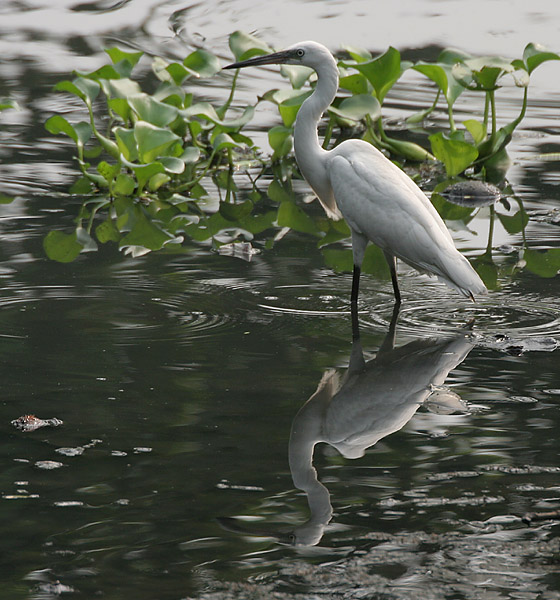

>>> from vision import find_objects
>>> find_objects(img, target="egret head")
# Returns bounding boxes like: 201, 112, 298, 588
223, 41, 334, 71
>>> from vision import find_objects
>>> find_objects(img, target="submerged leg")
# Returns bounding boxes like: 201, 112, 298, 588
350, 292, 360, 340
379, 302, 401, 354
350, 230, 368, 307
351, 265, 361, 307
384, 252, 401, 305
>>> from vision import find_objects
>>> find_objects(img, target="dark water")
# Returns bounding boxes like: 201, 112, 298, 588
1, 2, 560, 599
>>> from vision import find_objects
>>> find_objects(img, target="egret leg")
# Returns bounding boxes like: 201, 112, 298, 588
379, 302, 401, 354
351, 296, 360, 341
384, 252, 401, 305
351, 265, 361, 306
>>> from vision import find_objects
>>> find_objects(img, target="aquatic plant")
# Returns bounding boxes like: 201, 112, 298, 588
42, 32, 560, 285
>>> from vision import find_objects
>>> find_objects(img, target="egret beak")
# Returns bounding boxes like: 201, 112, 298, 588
223, 50, 293, 70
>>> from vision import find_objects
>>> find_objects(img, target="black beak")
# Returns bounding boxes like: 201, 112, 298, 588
223, 49, 292, 70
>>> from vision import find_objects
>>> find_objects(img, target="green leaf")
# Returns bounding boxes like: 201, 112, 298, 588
277, 201, 320, 235
323, 245, 390, 278
438, 48, 472, 65
45, 115, 77, 142
339, 73, 370, 95
277, 91, 311, 127
413, 63, 464, 106
69, 177, 94, 194
108, 97, 131, 122
114, 126, 138, 161
464, 119, 486, 144
180, 146, 201, 164
268, 125, 293, 159
128, 94, 179, 127
229, 30, 273, 62
183, 103, 255, 131
0, 193, 14, 204
0, 97, 19, 112
362, 244, 391, 278
100, 78, 142, 99
522, 43, 560, 75
77, 63, 125, 81
267, 180, 293, 204
105, 47, 144, 68
318, 219, 351, 247
219, 200, 253, 221
119, 207, 176, 251
120, 156, 165, 193
161, 61, 190, 85
429, 132, 478, 177
328, 94, 381, 122
97, 160, 120, 183
54, 78, 100, 105
159, 156, 185, 174
348, 47, 405, 103
238, 210, 276, 235
148, 172, 170, 191
212, 132, 241, 151
43, 230, 83, 263
183, 49, 221, 78
113, 173, 136, 196
280, 65, 313, 88
524, 248, 560, 278
343, 46, 373, 63
322, 248, 353, 272
498, 210, 529, 235
96, 218, 121, 243
134, 121, 181, 163
473, 255, 499, 289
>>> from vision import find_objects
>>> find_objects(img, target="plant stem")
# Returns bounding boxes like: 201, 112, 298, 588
447, 101, 456, 133
322, 118, 334, 149
485, 205, 495, 256
217, 70, 239, 120
489, 91, 496, 137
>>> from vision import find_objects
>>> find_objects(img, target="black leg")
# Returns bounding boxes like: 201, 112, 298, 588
379, 302, 401, 354
384, 253, 401, 305
351, 264, 361, 306
351, 300, 360, 341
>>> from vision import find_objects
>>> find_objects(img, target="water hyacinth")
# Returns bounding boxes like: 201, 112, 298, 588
39, 32, 560, 286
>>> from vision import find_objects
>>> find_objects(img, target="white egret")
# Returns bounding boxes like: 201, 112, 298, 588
224, 42, 487, 305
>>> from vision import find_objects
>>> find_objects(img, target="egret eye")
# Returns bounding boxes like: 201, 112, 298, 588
296, 49, 305, 58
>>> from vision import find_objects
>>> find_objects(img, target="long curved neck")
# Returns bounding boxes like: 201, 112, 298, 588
293, 55, 339, 199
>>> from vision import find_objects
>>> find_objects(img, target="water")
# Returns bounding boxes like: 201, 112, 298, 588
1, 1, 560, 598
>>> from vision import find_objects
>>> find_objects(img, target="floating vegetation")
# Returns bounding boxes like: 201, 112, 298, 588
37, 32, 560, 286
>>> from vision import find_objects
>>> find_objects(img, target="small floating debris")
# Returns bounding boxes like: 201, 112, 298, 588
479, 333, 558, 354
508, 395, 538, 404
522, 510, 560, 525
216, 241, 259, 262
55, 447, 84, 457
11, 415, 63, 432
425, 386, 470, 414
439, 180, 502, 207
35, 461, 65, 470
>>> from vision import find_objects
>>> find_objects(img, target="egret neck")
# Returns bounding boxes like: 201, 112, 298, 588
293, 52, 339, 218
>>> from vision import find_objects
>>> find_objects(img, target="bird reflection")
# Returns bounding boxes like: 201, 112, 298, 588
287, 306, 475, 545
218, 307, 475, 546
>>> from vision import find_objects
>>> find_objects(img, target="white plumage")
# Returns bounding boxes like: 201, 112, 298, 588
224, 41, 487, 304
